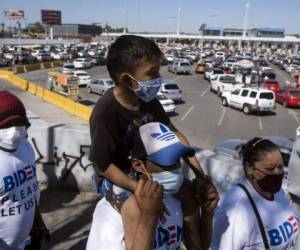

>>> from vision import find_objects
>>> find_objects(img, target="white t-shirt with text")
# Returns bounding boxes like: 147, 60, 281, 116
212, 179, 299, 250
86, 195, 183, 250
0, 139, 40, 250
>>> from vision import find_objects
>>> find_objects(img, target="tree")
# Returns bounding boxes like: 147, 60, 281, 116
30, 22, 45, 33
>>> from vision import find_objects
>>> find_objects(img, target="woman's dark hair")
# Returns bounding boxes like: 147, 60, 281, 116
239, 137, 280, 166
106, 35, 162, 83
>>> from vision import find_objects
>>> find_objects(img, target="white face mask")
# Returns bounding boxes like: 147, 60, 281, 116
0, 126, 27, 150
140, 160, 183, 194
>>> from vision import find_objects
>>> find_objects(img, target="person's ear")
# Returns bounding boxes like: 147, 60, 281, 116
119, 73, 132, 87
244, 162, 254, 179
131, 158, 144, 173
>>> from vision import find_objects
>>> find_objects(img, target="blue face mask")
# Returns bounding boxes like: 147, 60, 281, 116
127, 74, 162, 102
140, 161, 183, 194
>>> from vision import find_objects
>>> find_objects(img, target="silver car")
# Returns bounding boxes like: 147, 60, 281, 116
87, 78, 114, 95
158, 80, 182, 103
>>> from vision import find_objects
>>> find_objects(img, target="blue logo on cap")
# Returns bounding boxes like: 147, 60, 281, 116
150, 124, 176, 142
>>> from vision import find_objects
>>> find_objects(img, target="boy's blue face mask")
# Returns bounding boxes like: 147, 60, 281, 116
126, 74, 162, 102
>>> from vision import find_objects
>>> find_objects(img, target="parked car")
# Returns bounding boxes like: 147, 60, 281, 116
210, 74, 244, 97
15, 53, 37, 64
0, 57, 11, 67
61, 63, 76, 74
158, 80, 182, 103
204, 67, 224, 81
73, 58, 93, 69
87, 78, 114, 94
156, 94, 175, 114
168, 60, 192, 75
221, 87, 276, 114
195, 63, 208, 74
260, 79, 280, 93
71, 70, 91, 87
276, 87, 300, 108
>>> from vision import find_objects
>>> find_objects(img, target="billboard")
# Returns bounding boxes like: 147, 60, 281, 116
41, 10, 61, 25
4, 10, 25, 19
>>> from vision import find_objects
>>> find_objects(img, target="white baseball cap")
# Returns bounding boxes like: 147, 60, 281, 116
139, 122, 195, 166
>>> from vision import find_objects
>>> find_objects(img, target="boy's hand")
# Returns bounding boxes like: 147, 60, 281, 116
193, 175, 219, 214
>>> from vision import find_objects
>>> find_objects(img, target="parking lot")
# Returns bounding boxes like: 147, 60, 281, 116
19, 62, 299, 150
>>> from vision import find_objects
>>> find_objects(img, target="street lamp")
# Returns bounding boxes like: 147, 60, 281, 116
123, 0, 127, 34
176, 0, 182, 35
239, 0, 251, 49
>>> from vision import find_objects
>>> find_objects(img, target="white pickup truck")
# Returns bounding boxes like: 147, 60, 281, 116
210, 74, 244, 97
221, 87, 276, 114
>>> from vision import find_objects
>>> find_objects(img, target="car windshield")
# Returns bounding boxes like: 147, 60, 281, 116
221, 76, 236, 83
106, 80, 114, 86
289, 90, 300, 96
64, 65, 75, 69
214, 70, 223, 74
157, 95, 168, 100
260, 92, 274, 99
265, 81, 278, 85
164, 84, 180, 90
76, 73, 88, 76
180, 62, 190, 66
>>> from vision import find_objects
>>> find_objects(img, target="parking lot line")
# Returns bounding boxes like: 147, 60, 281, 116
217, 107, 226, 126
180, 105, 194, 121
201, 86, 210, 97
258, 117, 263, 130
288, 109, 300, 124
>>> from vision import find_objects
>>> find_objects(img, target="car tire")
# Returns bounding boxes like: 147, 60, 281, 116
222, 98, 228, 107
217, 88, 221, 97
175, 69, 178, 75
88, 87, 92, 93
243, 104, 250, 115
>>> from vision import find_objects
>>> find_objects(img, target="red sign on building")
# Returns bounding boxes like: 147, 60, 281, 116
41, 10, 62, 25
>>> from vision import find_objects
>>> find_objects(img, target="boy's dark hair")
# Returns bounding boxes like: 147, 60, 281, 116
106, 35, 162, 84
239, 137, 279, 167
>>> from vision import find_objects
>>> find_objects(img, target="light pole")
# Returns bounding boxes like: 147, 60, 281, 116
123, 0, 127, 34
176, 0, 182, 35
16, 21, 21, 51
239, 0, 251, 49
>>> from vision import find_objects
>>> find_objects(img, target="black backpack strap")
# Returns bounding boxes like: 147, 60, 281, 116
236, 183, 270, 250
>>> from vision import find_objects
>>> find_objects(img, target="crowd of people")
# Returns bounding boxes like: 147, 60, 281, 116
0, 34, 299, 250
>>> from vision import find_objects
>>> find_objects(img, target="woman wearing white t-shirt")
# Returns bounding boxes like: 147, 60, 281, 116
212, 137, 299, 250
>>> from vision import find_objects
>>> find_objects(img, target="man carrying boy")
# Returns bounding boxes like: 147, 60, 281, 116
89, 35, 218, 249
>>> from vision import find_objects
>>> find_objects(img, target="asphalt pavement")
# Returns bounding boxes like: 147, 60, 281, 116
19, 63, 300, 151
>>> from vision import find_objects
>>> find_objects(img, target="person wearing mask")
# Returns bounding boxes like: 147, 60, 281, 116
288, 126, 300, 249
87, 122, 218, 250
89, 35, 218, 249
212, 137, 298, 250
0, 91, 49, 250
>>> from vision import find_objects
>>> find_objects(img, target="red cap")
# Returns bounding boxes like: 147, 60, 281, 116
0, 91, 30, 128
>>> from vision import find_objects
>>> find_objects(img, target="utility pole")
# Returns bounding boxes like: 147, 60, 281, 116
123, 0, 127, 34
239, 0, 251, 49
176, 0, 182, 35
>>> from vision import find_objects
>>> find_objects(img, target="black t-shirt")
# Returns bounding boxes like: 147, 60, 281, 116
89, 88, 170, 172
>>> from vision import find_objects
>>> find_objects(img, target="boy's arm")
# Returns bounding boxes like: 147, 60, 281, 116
94, 163, 137, 191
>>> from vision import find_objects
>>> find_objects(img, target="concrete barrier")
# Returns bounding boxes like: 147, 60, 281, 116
36, 85, 44, 98
63, 98, 76, 114
25, 63, 41, 72
27, 82, 37, 95
43, 62, 52, 69
15, 65, 26, 74
74, 103, 92, 121
0, 70, 14, 80
53, 61, 62, 67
